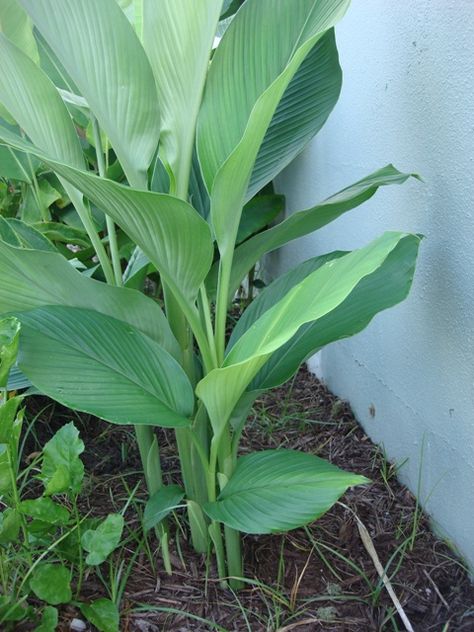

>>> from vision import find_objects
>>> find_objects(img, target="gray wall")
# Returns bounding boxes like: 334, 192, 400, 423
274, 0, 474, 568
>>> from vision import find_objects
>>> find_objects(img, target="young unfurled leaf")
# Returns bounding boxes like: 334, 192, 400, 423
204, 449, 369, 534
20, 497, 70, 525
30, 563, 72, 605
40, 421, 84, 496
144, 485, 185, 532
80, 598, 119, 632
81, 513, 124, 565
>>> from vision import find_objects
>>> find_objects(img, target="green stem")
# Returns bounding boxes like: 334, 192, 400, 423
135, 425, 172, 575
215, 253, 232, 365
73, 499, 84, 598
92, 117, 122, 286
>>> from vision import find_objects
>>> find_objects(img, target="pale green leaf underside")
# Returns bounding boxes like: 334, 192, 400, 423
17, 306, 193, 427
0, 0, 39, 63
235, 234, 421, 390
21, 0, 159, 187
197, 232, 419, 433
204, 449, 368, 534
0, 240, 178, 358
143, 0, 222, 189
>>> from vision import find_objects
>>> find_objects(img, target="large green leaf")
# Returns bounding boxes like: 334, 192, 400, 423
0, 0, 38, 62
247, 29, 342, 199
223, 165, 418, 298
0, 241, 178, 358
197, 232, 420, 434
143, 0, 222, 191
30, 564, 72, 605
204, 449, 368, 534
239, 236, 421, 390
0, 316, 20, 388
0, 128, 213, 307
21, 0, 159, 187
0, 33, 84, 169
17, 306, 193, 427
197, 0, 349, 254
0, 145, 31, 182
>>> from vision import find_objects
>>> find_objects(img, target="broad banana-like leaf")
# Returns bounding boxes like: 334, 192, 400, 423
196, 232, 420, 434
197, 0, 349, 255
0, 129, 213, 306
0, 145, 31, 182
247, 29, 341, 199
0, 241, 178, 358
236, 194, 285, 245
0, 0, 38, 62
204, 450, 368, 534
21, 0, 159, 188
143, 0, 222, 191
231, 235, 421, 390
224, 165, 418, 298
5, 218, 56, 252
0, 33, 84, 169
17, 306, 193, 427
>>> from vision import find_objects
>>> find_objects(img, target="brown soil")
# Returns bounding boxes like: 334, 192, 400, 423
23, 368, 474, 632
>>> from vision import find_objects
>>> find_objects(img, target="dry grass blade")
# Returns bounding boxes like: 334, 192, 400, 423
353, 514, 415, 632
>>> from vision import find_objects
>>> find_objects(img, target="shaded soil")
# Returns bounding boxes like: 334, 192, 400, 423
23, 368, 474, 631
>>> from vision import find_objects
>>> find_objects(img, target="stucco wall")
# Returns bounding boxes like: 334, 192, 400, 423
274, 1, 474, 569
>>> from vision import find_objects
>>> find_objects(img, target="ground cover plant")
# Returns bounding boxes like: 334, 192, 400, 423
0, 0, 422, 605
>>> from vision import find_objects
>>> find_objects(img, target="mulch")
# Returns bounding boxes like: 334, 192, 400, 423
22, 367, 474, 631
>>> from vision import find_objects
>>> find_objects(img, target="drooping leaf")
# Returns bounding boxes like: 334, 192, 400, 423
144, 485, 185, 532
81, 513, 124, 565
204, 449, 368, 533
30, 563, 72, 605
223, 165, 418, 298
197, 232, 421, 434
197, 0, 349, 255
33, 221, 89, 247
0, 397, 23, 493
21, 0, 160, 188
0, 128, 214, 307
143, 0, 221, 190
40, 421, 84, 496
20, 497, 70, 525
80, 599, 119, 632
17, 306, 194, 428
0, 240, 178, 357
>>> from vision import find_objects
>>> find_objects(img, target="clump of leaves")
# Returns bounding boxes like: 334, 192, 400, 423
0, 0, 421, 591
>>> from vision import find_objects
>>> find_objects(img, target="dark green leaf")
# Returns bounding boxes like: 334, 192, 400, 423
34, 606, 58, 632
144, 485, 185, 532
30, 563, 72, 605
204, 449, 368, 533
80, 599, 119, 632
